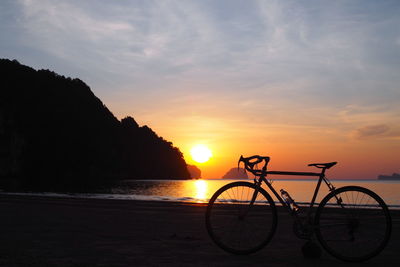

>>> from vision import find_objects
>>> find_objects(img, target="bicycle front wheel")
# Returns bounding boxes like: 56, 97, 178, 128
315, 186, 391, 262
205, 182, 277, 255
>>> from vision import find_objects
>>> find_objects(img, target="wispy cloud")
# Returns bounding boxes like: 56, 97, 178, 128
1, 1, 399, 132
352, 124, 390, 139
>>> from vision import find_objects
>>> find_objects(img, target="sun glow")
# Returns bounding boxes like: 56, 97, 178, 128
190, 144, 212, 163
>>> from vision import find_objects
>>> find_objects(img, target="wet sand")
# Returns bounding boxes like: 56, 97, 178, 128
0, 195, 398, 266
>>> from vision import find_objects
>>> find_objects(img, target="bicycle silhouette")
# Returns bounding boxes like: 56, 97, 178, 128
205, 155, 392, 262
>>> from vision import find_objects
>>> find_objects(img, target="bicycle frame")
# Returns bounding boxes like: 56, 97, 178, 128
255, 168, 336, 221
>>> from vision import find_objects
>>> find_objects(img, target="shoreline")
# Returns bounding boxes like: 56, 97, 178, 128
2, 191, 400, 210
0, 195, 399, 266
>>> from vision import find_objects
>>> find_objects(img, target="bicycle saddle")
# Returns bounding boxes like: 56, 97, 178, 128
308, 162, 337, 169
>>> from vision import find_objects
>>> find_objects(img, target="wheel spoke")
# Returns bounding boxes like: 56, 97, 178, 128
315, 186, 391, 262
206, 182, 277, 254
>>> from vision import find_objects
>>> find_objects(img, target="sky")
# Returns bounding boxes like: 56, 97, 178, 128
1, 0, 400, 179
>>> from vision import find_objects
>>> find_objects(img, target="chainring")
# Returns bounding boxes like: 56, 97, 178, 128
293, 220, 313, 240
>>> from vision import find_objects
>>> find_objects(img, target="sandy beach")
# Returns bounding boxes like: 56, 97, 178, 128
0, 195, 398, 267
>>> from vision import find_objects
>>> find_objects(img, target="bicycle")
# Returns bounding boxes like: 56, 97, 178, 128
205, 155, 392, 262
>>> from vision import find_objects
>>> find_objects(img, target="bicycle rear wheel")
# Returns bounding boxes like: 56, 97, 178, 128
205, 182, 277, 255
315, 186, 391, 262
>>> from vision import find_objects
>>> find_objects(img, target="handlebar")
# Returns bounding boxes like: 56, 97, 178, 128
238, 155, 270, 176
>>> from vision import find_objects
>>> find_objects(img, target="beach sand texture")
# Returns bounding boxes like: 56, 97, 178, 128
0, 195, 398, 266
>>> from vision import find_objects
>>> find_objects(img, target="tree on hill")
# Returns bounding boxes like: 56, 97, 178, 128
0, 59, 190, 192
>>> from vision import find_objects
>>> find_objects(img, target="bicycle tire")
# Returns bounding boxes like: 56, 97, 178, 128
315, 186, 391, 262
205, 182, 277, 255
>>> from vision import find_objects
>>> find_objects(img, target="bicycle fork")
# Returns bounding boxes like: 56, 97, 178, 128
238, 179, 262, 220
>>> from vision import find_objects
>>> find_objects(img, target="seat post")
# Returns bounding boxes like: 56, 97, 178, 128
309, 168, 326, 209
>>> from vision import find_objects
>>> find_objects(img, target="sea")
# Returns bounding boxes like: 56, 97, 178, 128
3, 179, 400, 209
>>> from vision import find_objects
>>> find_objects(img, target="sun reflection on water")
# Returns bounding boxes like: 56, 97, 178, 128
194, 180, 207, 201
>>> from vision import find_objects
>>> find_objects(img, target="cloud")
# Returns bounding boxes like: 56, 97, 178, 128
1, 0, 399, 135
352, 124, 390, 139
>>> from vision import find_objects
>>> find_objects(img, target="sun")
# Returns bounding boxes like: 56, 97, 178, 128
190, 144, 212, 163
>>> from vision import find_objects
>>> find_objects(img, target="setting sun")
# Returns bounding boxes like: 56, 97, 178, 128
190, 144, 212, 163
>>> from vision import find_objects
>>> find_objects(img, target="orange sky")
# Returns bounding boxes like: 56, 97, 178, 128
127, 110, 400, 179
2, 1, 399, 179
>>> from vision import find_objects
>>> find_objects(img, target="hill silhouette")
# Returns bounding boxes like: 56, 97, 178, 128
222, 167, 248, 179
187, 165, 201, 179
0, 59, 190, 192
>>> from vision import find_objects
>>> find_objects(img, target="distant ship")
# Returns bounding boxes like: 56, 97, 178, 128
378, 173, 400, 180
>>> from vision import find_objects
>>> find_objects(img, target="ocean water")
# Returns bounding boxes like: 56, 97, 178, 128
112, 179, 400, 207
3, 179, 400, 208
